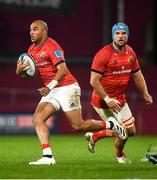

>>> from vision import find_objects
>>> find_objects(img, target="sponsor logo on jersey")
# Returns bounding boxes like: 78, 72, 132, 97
113, 60, 118, 64
40, 51, 46, 57
128, 57, 134, 63
112, 69, 131, 74
54, 50, 63, 58
36, 61, 49, 67
35, 59, 50, 67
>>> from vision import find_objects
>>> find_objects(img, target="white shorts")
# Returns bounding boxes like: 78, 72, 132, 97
93, 103, 135, 128
40, 82, 81, 112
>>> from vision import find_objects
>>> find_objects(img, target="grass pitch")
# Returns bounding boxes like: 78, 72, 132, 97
0, 135, 157, 179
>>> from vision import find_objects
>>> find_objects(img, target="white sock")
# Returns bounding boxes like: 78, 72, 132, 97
105, 121, 112, 129
43, 147, 52, 156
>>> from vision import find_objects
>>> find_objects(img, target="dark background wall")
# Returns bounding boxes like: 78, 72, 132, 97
0, 0, 155, 60
0, 0, 103, 57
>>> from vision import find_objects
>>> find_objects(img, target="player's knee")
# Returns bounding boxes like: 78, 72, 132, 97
32, 118, 38, 127
71, 123, 84, 132
32, 117, 42, 127
123, 117, 136, 136
128, 130, 136, 136
116, 135, 128, 142
71, 125, 81, 131
127, 127, 136, 136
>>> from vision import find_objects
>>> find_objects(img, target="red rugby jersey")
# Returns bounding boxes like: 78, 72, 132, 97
91, 44, 140, 108
28, 37, 76, 87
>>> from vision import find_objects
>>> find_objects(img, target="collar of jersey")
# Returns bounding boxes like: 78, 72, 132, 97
111, 43, 127, 53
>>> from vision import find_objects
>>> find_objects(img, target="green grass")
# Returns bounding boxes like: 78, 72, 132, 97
0, 135, 157, 179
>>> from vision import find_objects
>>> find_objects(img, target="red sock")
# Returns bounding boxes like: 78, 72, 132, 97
101, 121, 106, 129
92, 130, 115, 142
116, 149, 125, 157
42, 144, 51, 149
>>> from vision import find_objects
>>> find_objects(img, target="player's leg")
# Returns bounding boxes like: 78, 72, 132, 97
58, 83, 126, 139
114, 134, 129, 163
64, 108, 111, 131
84, 103, 135, 163
29, 91, 61, 165
115, 104, 135, 163
85, 107, 117, 153
85, 130, 115, 153
115, 131, 133, 163
32, 102, 56, 143
64, 108, 126, 141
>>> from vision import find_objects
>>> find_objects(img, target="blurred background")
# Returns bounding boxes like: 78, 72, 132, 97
0, 0, 156, 135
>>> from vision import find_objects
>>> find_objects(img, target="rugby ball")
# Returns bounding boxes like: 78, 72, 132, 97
18, 53, 36, 77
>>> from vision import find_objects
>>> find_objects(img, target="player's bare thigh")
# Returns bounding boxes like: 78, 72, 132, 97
64, 108, 84, 130
32, 102, 57, 124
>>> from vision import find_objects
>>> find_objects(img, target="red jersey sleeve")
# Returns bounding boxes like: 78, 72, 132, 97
129, 47, 140, 73
91, 48, 109, 74
47, 40, 65, 66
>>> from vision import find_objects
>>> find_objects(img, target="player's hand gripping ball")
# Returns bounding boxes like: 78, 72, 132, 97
18, 53, 36, 77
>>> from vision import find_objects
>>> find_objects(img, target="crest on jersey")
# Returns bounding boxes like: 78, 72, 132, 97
113, 60, 118, 64
128, 57, 134, 63
40, 51, 46, 57
54, 50, 63, 58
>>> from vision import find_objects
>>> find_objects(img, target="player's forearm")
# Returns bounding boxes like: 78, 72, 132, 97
133, 71, 149, 96
90, 72, 108, 99
55, 62, 68, 82
91, 79, 108, 99
47, 67, 67, 90
54, 67, 67, 82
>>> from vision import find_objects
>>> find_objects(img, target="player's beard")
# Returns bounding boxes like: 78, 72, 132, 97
113, 41, 126, 52
116, 39, 126, 47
